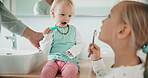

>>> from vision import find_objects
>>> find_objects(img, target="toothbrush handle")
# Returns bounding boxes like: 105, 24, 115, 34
88, 36, 95, 57
51, 26, 58, 31
88, 51, 92, 57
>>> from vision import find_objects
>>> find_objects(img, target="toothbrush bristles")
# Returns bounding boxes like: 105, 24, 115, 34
57, 22, 61, 26
94, 30, 97, 36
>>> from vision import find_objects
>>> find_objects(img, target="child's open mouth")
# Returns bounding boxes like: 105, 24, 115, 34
61, 22, 67, 25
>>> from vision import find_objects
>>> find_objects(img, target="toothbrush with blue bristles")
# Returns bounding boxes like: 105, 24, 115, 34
51, 22, 61, 31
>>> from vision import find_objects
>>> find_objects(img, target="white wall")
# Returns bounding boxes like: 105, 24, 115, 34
15, 0, 118, 16
0, 16, 115, 59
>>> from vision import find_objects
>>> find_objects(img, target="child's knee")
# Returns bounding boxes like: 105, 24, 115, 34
62, 62, 78, 78
62, 70, 78, 78
41, 61, 58, 78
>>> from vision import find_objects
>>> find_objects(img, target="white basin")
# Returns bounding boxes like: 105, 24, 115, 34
0, 49, 47, 74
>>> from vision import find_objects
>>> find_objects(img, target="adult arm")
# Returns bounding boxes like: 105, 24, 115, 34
0, 1, 27, 36
0, 1, 43, 49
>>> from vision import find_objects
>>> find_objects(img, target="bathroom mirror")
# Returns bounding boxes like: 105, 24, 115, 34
13, 0, 119, 16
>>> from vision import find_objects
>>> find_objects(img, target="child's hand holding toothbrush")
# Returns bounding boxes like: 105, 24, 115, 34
43, 27, 53, 35
88, 43, 102, 61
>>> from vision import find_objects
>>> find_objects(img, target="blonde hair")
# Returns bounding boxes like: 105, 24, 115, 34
119, 1, 148, 77
120, 1, 148, 50
50, 0, 75, 17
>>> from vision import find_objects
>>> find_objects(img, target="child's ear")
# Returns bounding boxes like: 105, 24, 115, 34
117, 25, 131, 39
50, 9, 55, 17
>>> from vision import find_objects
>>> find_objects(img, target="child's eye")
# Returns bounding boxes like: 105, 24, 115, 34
61, 14, 65, 16
69, 15, 72, 17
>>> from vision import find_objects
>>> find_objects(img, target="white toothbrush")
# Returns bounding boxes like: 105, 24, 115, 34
88, 30, 97, 57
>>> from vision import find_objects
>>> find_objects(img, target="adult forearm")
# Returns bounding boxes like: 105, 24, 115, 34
0, 1, 27, 36
22, 27, 36, 39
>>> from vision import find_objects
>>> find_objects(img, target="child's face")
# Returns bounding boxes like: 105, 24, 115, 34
98, 3, 124, 44
53, 4, 73, 27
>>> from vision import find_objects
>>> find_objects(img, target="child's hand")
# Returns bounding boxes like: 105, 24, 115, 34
67, 51, 73, 57
88, 43, 101, 61
43, 27, 53, 34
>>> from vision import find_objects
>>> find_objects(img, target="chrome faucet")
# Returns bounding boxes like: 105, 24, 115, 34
5, 33, 17, 50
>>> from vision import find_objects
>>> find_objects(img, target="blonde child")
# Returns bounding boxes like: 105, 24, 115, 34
88, 1, 148, 78
39, 0, 84, 78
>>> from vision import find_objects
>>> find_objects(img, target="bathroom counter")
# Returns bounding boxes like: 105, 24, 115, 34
0, 60, 96, 78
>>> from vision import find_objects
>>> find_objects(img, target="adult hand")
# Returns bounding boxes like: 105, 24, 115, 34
29, 32, 43, 49
22, 27, 43, 49
88, 43, 102, 61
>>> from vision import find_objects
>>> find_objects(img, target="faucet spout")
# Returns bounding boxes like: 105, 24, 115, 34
5, 33, 17, 50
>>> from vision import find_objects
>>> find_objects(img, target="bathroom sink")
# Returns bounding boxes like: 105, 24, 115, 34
0, 49, 47, 74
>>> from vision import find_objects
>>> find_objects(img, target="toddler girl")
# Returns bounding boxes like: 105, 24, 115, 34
39, 0, 84, 78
